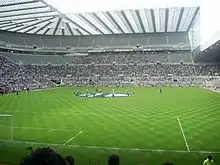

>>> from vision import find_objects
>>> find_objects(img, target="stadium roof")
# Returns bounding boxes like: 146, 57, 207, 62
0, 0, 200, 36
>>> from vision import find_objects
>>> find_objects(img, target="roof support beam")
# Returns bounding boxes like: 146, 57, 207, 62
92, 13, 115, 34
135, 10, 145, 33
150, 9, 156, 32
12, 19, 38, 25
106, 12, 124, 33
0, 0, 39, 8
176, 7, 184, 32
43, 28, 50, 35
53, 17, 62, 35
121, 11, 135, 33
62, 28, 65, 36
0, 21, 11, 25
0, 5, 48, 14
65, 22, 74, 36
187, 7, 200, 31
75, 28, 83, 35
23, 26, 36, 33
0, 10, 55, 19
0, 15, 58, 22
0, 19, 39, 29
78, 14, 105, 34
65, 17, 91, 35
165, 8, 169, 32
0, 23, 15, 29
15, 17, 54, 32
34, 21, 53, 34
4, 24, 23, 31
40, 0, 91, 35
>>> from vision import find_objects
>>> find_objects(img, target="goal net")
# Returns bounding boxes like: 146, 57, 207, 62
0, 114, 13, 140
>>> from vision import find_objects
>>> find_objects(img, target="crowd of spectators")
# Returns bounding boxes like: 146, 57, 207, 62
23, 64, 219, 77
68, 52, 166, 64
0, 54, 218, 165
0, 53, 220, 91
2, 51, 191, 65
18, 146, 215, 165
19, 146, 175, 165
0, 56, 54, 92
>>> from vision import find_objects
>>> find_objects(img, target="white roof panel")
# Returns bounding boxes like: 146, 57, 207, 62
0, 0, 200, 35
124, 10, 139, 33
154, 8, 166, 32
97, 12, 120, 34
167, 7, 181, 32
46, 0, 200, 13
178, 7, 197, 31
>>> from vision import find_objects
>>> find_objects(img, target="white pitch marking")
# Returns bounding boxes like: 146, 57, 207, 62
0, 126, 74, 132
177, 116, 190, 152
63, 130, 83, 145
0, 139, 218, 154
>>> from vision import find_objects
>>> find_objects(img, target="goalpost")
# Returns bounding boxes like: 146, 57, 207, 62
0, 114, 13, 140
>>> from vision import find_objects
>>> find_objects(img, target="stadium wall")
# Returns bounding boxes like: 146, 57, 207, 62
0, 31, 189, 48
192, 40, 220, 63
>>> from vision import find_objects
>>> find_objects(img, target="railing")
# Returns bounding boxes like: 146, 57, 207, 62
0, 41, 191, 53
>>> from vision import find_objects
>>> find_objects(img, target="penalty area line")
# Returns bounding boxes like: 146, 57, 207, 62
0, 139, 219, 154
177, 116, 190, 152
63, 130, 84, 145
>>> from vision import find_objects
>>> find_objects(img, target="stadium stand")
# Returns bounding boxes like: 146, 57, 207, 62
0, 31, 219, 90
0, 51, 192, 65
0, 52, 219, 91
0, 3, 219, 165
0, 4, 220, 165
19, 146, 174, 165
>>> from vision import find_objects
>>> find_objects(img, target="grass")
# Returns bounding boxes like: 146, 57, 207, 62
0, 87, 220, 165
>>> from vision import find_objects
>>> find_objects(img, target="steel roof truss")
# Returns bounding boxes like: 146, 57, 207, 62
34, 21, 53, 34
23, 26, 36, 33
135, 10, 145, 33
4, 24, 23, 31
15, 17, 54, 32
75, 28, 83, 35
165, 8, 169, 32
61, 28, 65, 36
106, 11, 124, 33
0, 14, 58, 22
53, 17, 62, 35
40, 0, 90, 35
79, 14, 104, 34
0, 19, 37, 28
150, 9, 156, 32
0, 21, 11, 25
121, 11, 135, 33
92, 13, 115, 34
43, 27, 50, 35
0, 23, 15, 28
187, 7, 200, 31
0, 10, 55, 19
0, 0, 39, 8
130, 10, 143, 33
176, 7, 184, 31
0, 5, 47, 14
65, 22, 74, 35
65, 17, 91, 35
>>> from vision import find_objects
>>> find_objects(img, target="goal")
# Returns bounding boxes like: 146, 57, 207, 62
0, 114, 13, 140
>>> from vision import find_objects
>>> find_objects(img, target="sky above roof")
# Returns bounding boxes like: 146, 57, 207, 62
45, 0, 200, 13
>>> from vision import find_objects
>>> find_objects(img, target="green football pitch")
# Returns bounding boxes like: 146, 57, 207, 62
0, 87, 220, 165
